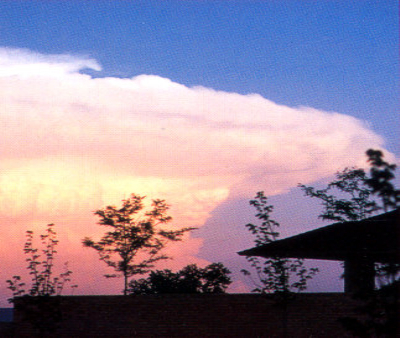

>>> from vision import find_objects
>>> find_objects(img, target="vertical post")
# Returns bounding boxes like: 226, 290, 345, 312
344, 259, 375, 294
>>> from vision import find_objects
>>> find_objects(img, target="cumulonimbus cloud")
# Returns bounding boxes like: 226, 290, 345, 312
0, 47, 391, 303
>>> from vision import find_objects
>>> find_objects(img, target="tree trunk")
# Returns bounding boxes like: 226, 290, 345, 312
124, 274, 128, 296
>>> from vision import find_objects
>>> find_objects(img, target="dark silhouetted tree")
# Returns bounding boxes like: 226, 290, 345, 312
299, 167, 379, 222
83, 194, 195, 295
241, 193, 319, 338
366, 149, 400, 212
7, 224, 76, 336
128, 263, 231, 294
241, 191, 318, 294
299, 149, 399, 220
7, 223, 75, 299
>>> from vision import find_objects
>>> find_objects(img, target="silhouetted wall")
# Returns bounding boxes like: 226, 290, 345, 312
13, 294, 363, 337
0, 322, 13, 337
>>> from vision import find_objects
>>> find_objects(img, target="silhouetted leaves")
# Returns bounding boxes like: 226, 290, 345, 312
7, 224, 76, 300
299, 167, 379, 222
83, 193, 196, 295
366, 149, 400, 212
6, 224, 76, 337
128, 263, 231, 295
242, 192, 318, 294
299, 149, 399, 222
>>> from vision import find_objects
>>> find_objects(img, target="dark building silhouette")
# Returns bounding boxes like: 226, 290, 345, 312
10, 294, 364, 337
238, 209, 399, 294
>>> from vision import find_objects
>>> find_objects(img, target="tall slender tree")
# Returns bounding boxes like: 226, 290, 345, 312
7, 224, 76, 336
7, 224, 75, 299
83, 194, 195, 295
241, 191, 318, 294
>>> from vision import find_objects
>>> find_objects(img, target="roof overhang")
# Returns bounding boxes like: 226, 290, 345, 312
238, 209, 399, 263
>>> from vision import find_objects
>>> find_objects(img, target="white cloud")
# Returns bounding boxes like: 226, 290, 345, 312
0, 47, 101, 78
0, 46, 390, 230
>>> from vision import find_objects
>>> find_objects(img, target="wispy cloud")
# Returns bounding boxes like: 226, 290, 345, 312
0, 47, 101, 78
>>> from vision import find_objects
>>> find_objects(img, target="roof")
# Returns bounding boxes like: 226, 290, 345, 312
238, 209, 399, 263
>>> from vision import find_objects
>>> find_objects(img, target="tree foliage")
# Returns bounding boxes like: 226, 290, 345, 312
6, 224, 76, 336
242, 192, 318, 294
83, 194, 196, 295
7, 224, 75, 300
128, 263, 231, 295
366, 149, 400, 212
299, 168, 378, 222
299, 149, 399, 222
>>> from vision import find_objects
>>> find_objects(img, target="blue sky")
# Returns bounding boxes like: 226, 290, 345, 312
0, 1, 398, 301
1, 1, 398, 152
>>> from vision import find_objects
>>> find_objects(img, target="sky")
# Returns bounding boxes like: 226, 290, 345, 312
0, 1, 398, 306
